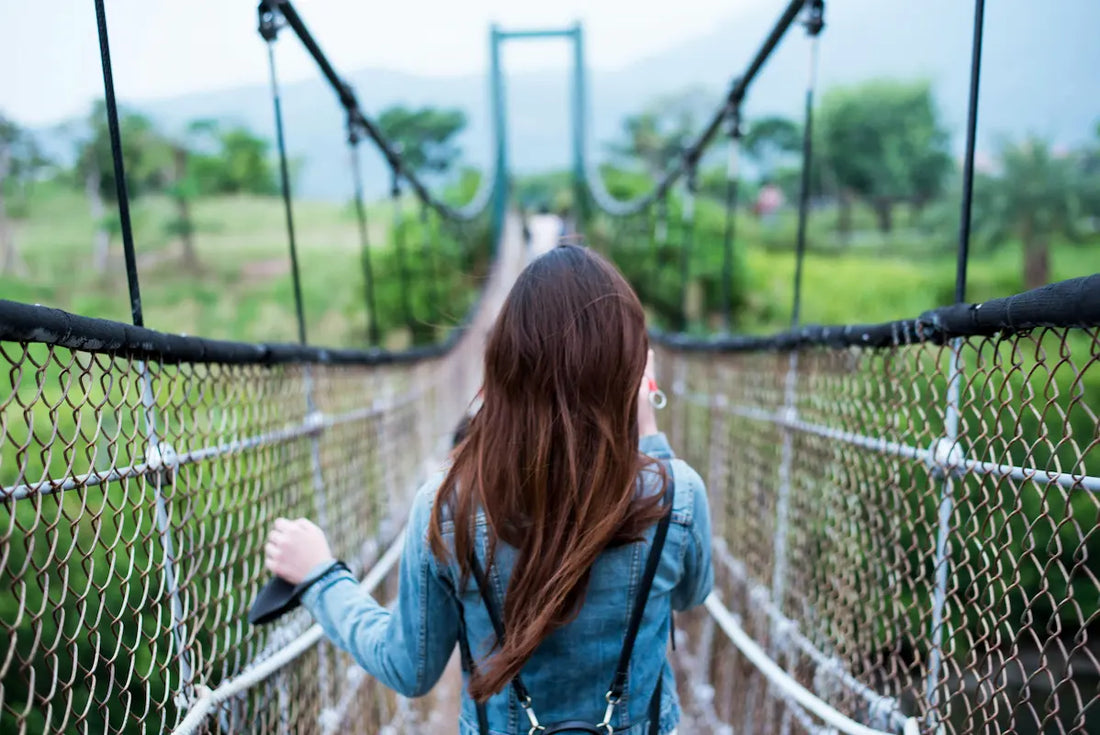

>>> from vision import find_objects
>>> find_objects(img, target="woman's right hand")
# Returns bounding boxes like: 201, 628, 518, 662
637, 349, 659, 437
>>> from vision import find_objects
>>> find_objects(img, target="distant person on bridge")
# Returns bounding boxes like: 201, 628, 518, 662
264, 245, 712, 734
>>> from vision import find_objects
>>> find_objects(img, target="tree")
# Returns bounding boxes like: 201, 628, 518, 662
158, 120, 279, 270
377, 106, 467, 176
817, 80, 952, 234
189, 124, 277, 195
73, 102, 169, 271
1078, 121, 1100, 223
613, 111, 687, 178
974, 136, 1080, 290
0, 115, 47, 275
610, 88, 711, 178
742, 115, 801, 179
160, 120, 220, 271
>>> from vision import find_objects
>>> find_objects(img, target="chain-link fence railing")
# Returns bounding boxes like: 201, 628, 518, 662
0, 220, 521, 734
661, 275, 1099, 735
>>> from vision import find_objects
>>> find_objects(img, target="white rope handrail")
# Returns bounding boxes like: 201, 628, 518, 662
704, 592, 921, 735
170, 527, 407, 735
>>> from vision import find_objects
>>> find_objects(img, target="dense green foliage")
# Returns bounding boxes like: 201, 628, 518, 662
185, 121, 279, 197
815, 79, 953, 234
593, 79, 1098, 333
608, 88, 713, 177
589, 79, 1100, 708
377, 106, 468, 176
74, 102, 171, 202
973, 136, 1088, 289
741, 115, 802, 179
0, 133, 488, 732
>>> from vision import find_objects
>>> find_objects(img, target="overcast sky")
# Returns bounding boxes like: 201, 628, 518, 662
2, 0, 768, 126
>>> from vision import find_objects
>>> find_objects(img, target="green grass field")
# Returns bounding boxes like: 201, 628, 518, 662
3, 183, 1097, 347
4, 183, 402, 347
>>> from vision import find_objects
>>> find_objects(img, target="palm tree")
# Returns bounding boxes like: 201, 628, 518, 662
974, 136, 1080, 291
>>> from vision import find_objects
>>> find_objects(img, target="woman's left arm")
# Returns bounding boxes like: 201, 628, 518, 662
266, 486, 458, 698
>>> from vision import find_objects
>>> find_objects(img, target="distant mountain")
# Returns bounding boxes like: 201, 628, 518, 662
40, 0, 1100, 200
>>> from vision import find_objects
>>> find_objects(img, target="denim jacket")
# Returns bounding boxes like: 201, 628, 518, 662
302, 433, 713, 734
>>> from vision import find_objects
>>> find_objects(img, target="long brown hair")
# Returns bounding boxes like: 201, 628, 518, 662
428, 244, 666, 701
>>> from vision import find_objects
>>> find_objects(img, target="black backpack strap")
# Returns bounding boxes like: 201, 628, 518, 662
606, 476, 675, 704
468, 549, 544, 731
594, 469, 675, 733
456, 609, 490, 734
467, 463, 675, 735
450, 577, 491, 734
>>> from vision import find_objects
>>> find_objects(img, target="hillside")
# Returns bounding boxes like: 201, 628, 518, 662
32, 0, 1100, 201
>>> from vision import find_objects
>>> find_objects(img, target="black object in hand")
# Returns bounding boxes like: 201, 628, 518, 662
248, 560, 349, 625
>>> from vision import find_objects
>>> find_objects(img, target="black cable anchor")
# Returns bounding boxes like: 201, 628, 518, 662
803, 0, 825, 36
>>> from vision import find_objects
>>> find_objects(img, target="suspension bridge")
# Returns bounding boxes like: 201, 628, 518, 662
2, 1, 1098, 734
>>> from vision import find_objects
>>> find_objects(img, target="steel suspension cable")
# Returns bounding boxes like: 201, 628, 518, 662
925, 3, 986, 731
346, 120, 380, 345
391, 172, 414, 335
955, 0, 986, 304
677, 163, 699, 332
419, 203, 440, 327
92, 0, 143, 326
789, 0, 824, 329
651, 198, 667, 314
583, 0, 810, 217
259, 3, 308, 345
721, 106, 745, 332
270, 0, 494, 222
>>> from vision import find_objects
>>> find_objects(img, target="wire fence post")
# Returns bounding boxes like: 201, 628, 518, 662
259, 1, 337, 717
924, 342, 963, 730
140, 360, 194, 706
94, 0, 194, 707
925, 0, 985, 728
771, 349, 799, 610
570, 22, 589, 224
651, 199, 667, 312
489, 25, 508, 243
303, 364, 334, 715
768, 7, 823, 731
772, 0, 824, 649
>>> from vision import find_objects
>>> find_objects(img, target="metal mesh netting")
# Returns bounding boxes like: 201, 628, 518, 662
0, 348, 464, 733
663, 327, 1100, 735
0, 218, 518, 733
3, 217, 1097, 735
